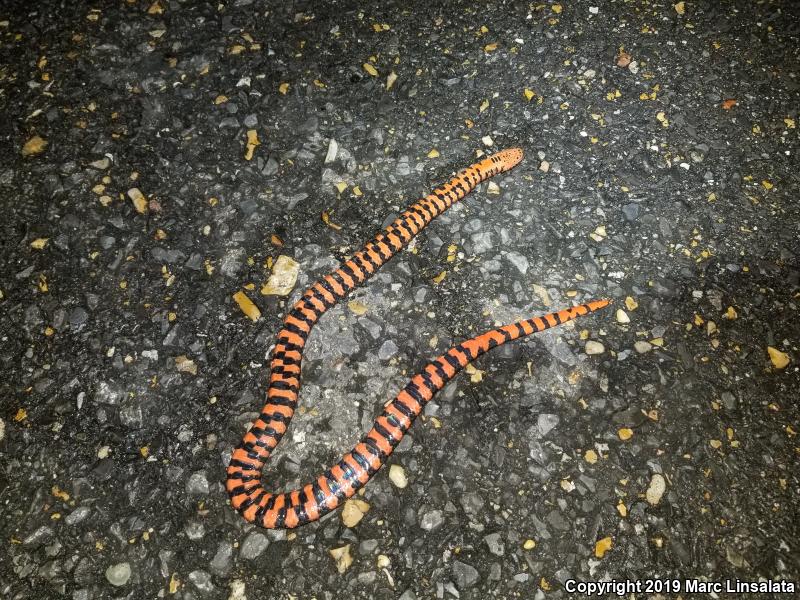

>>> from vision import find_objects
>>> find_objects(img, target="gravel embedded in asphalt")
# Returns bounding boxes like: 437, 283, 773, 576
1, 0, 799, 598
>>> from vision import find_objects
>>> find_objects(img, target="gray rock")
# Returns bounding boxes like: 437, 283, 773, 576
210, 541, 233, 576
452, 560, 480, 589
239, 531, 269, 560
105, 562, 131, 587
483, 532, 505, 556
505, 251, 529, 274
220, 247, 245, 277
186, 471, 209, 496
470, 231, 494, 254
188, 569, 215, 594
94, 382, 121, 405
378, 339, 399, 360
459, 492, 485, 518
23, 525, 54, 548
119, 400, 143, 428
622, 203, 640, 221
184, 521, 205, 540
537, 413, 559, 436
69, 307, 89, 328
65, 506, 91, 526
546, 509, 569, 531
359, 539, 379, 554
419, 508, 444, 531
721, 391, 737, 410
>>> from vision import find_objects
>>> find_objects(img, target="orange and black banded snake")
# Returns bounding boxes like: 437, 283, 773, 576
226, 148, 610, 528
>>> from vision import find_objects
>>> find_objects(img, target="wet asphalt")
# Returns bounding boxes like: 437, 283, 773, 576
1, 1, 799, 599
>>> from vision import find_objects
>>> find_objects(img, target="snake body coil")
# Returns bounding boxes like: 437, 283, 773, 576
226, 148, 609, 528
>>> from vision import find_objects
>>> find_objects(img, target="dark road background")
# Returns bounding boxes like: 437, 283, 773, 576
1, 1, 798, 598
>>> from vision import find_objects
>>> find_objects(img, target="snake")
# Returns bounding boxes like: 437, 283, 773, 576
226, 148, 610, 529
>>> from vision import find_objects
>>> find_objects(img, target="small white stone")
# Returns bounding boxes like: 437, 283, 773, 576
481, 135, 494, 147
324, 138, 338, 164
389, 464, 408, 488
646, 473, 666, 505
105, 562, 131, 587
539, 160, 550, 172
589, 6, 599, 14
585, 341, 605, 355
228, 580, 247, 600
97, 445, 111, 459
634, 341, 653, 354
341, 499, 369, 528
615, 309, 630, 324
90, 157, 110, 170
329, 545, 353, 573
376, 554, 391, 568
261, 255, 300, 296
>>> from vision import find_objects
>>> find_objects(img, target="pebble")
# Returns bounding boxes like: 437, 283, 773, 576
184, 521, 205, 540
452, 560, 480, 589
634, 341, 653, 354
69, 307, 89, 328
378, 339, 399, 360
585, 341, 605, 355
65, 506, 91, 526
186, 471, 209, 496
325, 138, 338, 163
329, 545, 353, 574
127, 188, 148, 213
90, 157, 110, 170
459, 492, 484, 518
537, 413, 559, 436
767, 346, 790, 369
261, 255, 299, 296
646, 473, 666, 505
119, 401, 143, 428
210, 541, 233, 575
188, 570, 215, 594
341, 498, 370, 528
239, 531, 269, 560
228, 580, 247, 600
615, 309, 630, 324
23, 525, 54, 548
484, 532, 505, 556
105, 562, 131, 587
621, 202, 640, 221
419, 508, 444, 531
470, 231, 493, 254
360, 539, 379, 554
389, 464, 408, 488
505, 251, 529, 275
